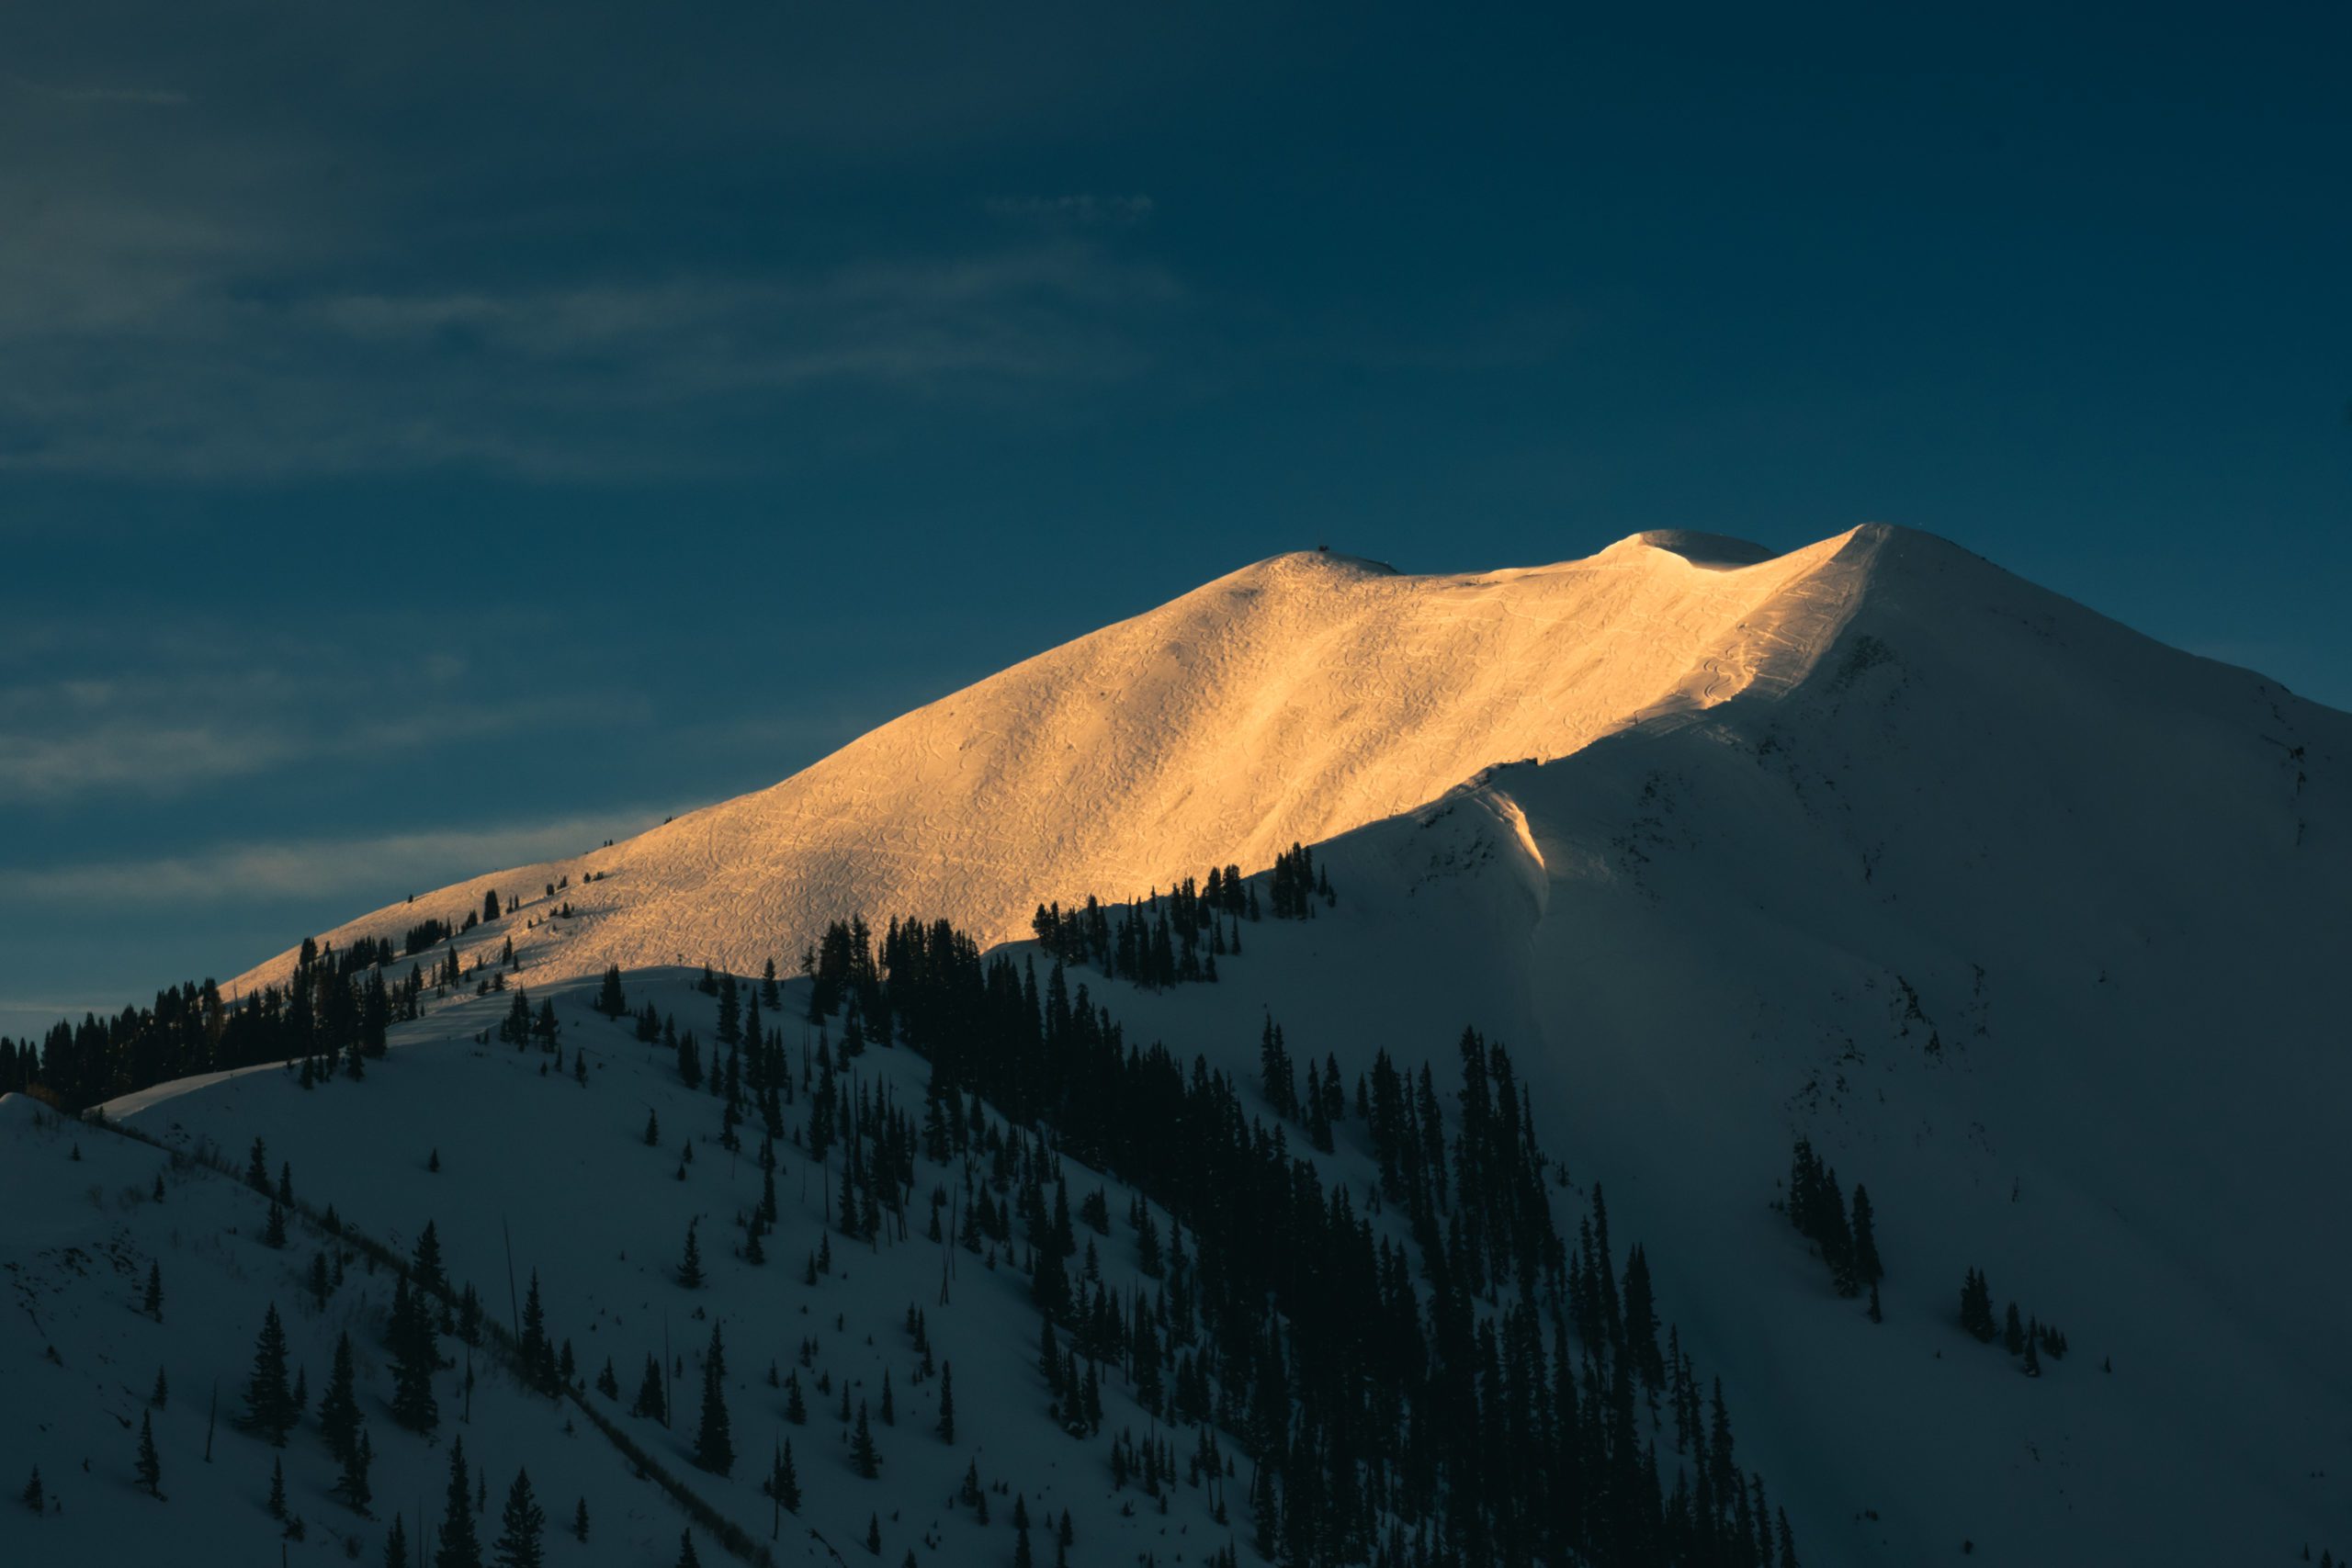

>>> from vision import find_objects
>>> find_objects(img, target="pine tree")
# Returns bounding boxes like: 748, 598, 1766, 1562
321, 1333, 362, 1463
675, 1529, 702, 1568
772, 1440, 800, 1513
596, 965, 628, 1018
243, 1303, 296, 1445
1849, 1184, 1883, 1287
390, 1275, 441, 1433
136, 1409, 162, 1498
143, 1260, 163, 1319
852, 1401, 879, 1478
384, 1512, 409, 1568
519, 1270, 555, 1393
678, 1220, 704, 1288
493, 1468, 545, 1568
572, 1499, 590, 1541
644, 1110, 661, 1146
20, 1466, 41, 1513
1960, 1268, 1996, 1342
2004, 1302, 2026, 1356
338, 1429, 375, 1516
936, 1361, 956, 1442
437, 1438, 481, 1568
266, 1454, 288, 1518
1622, 1245, 1665, 1387
694, 1325, 732, 1475
264, 1201, 288, 1248
633, 1354, 667, 1421
151, 1365, 169, 1407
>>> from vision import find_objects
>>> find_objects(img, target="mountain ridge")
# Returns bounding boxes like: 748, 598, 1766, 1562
223, 524, 1960, 998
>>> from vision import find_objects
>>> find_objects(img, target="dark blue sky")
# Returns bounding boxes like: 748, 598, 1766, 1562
4, 1, 2347, 1035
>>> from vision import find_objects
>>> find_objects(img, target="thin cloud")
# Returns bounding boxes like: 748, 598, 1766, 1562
0, 249, 1179, 479
0, 722, 296, 800
0, 810, 662, 906
0, 662, 644, 803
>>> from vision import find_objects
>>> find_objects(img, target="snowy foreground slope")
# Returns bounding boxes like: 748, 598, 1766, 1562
6, 525, 2348, 1566
6, 965, 1260, 1568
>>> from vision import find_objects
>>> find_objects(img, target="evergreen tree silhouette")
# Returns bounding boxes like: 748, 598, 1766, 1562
492, 1468, 545, 1568
693, 1325, 732, 1475
243, 1303, 296, 1445
771, 1440, 800, 1512
436, 1438, 481, 1568
337, 1430, 374, 1516
852, 1401, 879, 1478
320, 1333, 362, 1463
135, 1410, 161, 1498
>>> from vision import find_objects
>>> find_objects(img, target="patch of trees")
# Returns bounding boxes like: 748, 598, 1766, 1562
1782, 1136, 1883, 1303
0, 942, 418, 1112
402, 918, 454, 956
1959, 1268, 2070, 1375
624, 989, 795, 1158
1023, 850, 1338, 991
805, 908, 1797, 1568
1266, 841, 1334, 919
497, 990, 560, 1051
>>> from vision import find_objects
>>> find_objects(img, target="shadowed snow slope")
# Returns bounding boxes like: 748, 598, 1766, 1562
1076, 523, 2351, 1562
74, 523, 2352, 1563
228, 526, 1893, 994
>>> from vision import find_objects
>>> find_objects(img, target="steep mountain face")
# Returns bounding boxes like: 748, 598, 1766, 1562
224, 527, 1896, 998
1082, 525, 2352, 1562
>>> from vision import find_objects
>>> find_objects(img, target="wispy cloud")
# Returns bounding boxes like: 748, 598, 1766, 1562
0, 722, 296, 801
0, 810, 661, 906
0, 649, 645, 803
0, 248, 1180, 479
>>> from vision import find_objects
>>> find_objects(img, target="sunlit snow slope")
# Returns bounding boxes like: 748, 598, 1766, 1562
228, 527, 1892, 995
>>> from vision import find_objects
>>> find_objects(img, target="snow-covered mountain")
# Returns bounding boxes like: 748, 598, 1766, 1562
7, 525, 2347, 1567
223, 527, 1900, 998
